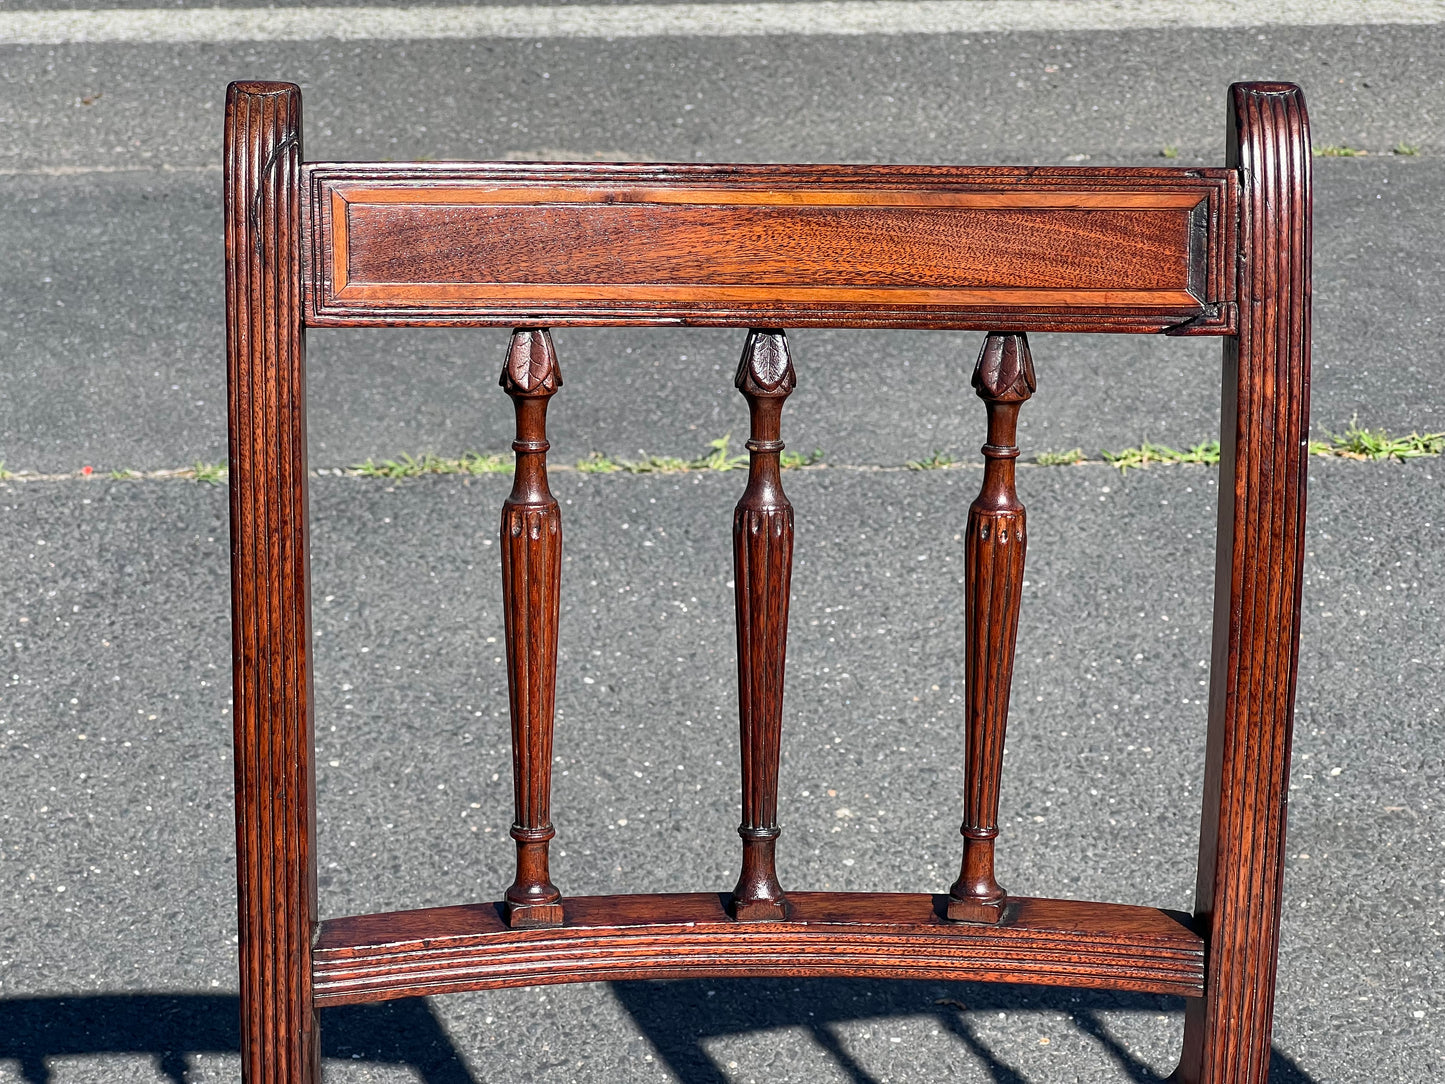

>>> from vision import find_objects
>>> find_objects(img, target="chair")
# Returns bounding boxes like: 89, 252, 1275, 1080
224, 79, 1310, 1083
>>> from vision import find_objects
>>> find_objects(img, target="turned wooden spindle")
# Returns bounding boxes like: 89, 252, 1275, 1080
499, 328, 565, 928
948, 332, 1036, 924
731, 329, 796, 922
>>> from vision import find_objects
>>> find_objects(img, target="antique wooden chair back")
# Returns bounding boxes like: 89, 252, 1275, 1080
224, 80, 1310, 1083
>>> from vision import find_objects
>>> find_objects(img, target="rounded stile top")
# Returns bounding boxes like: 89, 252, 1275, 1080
228, 80, 300, 97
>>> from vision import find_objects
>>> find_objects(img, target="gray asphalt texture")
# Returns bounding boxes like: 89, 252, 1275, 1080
2, 10, 1444, 1084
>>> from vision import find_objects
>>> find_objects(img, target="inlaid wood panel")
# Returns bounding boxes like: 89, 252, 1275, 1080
303, 164, 1234, 332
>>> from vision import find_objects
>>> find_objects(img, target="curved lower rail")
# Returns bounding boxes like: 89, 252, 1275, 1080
313, 892, 1203, 1006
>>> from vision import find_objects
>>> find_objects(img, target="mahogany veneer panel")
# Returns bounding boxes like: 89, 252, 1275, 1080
313, 892, 1204, 1005
303, 164, 1234, 332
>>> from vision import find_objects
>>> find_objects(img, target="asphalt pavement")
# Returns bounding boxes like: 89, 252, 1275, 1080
1, 5, 1442, 1083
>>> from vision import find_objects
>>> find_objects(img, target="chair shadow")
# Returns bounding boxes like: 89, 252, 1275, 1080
0, 984, 1319, 1083
0, 993, 477, 1084
611, 978, 1321, 1084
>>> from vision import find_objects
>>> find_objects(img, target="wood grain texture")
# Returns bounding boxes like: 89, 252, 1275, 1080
312, 892, 1204, 1005
948, 333, 1034, 924
224, 80, 318, 1084
302, 164, 1234, 332
1175, 82, 1312, 1084
731, 330, 795, 921
227, 80, 1310, 1082
499, 329, 565, 929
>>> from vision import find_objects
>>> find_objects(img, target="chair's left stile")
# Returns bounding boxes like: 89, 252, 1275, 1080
225, 79, 319, 1084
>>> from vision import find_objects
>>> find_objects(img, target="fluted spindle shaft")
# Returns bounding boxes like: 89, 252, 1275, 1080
948, 332, 1035, 924
500, 328, 565, 928
731, 329, 795, 922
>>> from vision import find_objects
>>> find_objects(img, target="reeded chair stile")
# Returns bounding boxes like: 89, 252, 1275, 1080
225, 80, 1311, 1083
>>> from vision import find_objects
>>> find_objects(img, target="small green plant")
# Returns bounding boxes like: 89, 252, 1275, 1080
780, 447, 825, 470
1393, 142, 1420, 156
1035, 447, 1086, 466
693, 433, 748, 472
617, 454, 690, 474
457, 452, 512, 475
1313, 144, 1366, 157
1101, 440, 1220, 473
109, 468, 142, 480
907, 450, 955, 471
192, 460, 227, 485
351, 452, 511, 478
0, 460, 10, 481
1318, 418, 1444, 461
577, 452, 623, 474
1160, 145, 1179, 159
353, 452, 430, 478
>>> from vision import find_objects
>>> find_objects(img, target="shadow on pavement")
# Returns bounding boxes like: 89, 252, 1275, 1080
612, 978, 1321, 1084
0, 993, 477, 1083
0, 984, 1319, 1083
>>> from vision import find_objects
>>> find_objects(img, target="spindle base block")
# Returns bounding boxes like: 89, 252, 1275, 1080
946, 894, 1007, 924
506, 900, 565, 929
732, 895, 790, 922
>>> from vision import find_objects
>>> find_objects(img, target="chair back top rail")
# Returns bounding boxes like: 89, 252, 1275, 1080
302, 162, 1236, 333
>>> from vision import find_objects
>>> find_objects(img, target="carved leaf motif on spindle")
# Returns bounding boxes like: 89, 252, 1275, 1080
502, 328, 562, 395
735, 329, 795, 395
972, 333, 1036, 403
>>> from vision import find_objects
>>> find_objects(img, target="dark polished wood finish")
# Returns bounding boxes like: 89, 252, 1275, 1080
499, 328, 565, 929
730, 330, 796, 921
227, 79, 1311, 1084
948, 333, 1035, 924
313, 893, 1204, 1005
1175, 82, 1313, 1084
225, 81, 319, 1084
303, 164, 1234, 333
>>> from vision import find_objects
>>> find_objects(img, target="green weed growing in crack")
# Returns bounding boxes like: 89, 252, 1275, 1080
457, 452, 513, 474
907, 450, 955, 471
577, 452, 623, 474
1035, 448, 1086, 466
1101, 440, 1220, 473
578, 434, 763, 475
621, 454, 693, 474
780, 447, 825, 470
351, 452, 512, 478
1317, 419, 1444, 461
1313, 144, 1367, 157
694, 432, 748, 472
191, 461, 227, 485
1393, 142, 1421, 156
